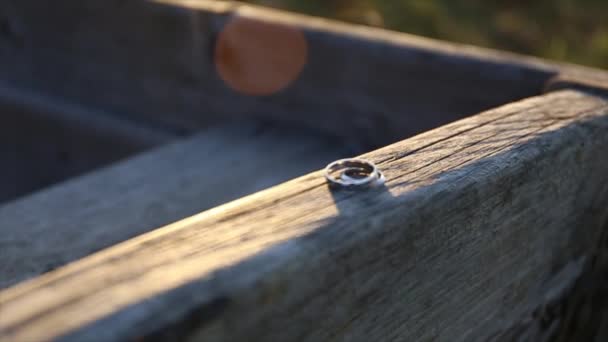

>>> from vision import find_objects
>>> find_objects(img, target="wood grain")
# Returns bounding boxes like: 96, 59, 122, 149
0, 123, 354, 289
4, 0, 603, 147
1, 90, 607, 341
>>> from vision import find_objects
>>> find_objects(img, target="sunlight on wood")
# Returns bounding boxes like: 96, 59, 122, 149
0, 175, 341, 342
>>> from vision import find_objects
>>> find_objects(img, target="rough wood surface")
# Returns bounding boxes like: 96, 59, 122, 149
0, 123, 353, 289
491, 219, 608, 341
4, 0, 602, 147
0, 81, 173, 204
1, 90, 607, 341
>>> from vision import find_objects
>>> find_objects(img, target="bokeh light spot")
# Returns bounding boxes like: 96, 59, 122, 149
214, 16, 309, 96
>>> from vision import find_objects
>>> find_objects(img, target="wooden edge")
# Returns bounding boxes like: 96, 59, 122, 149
0, 81, 175, 147
157, 0, 557, 71
544, 71, 608, 96
2, 89, 608, 341
0, 122, 354, 289
0, 81, 175, 203
0, 0, 584, 147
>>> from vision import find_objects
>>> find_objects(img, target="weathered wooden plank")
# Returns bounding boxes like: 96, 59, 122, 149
545, 71, 608, 95
0, 122, 354, 289
1, 89, 607, 341
4, 0, 602, 147
0, 81, 173, 204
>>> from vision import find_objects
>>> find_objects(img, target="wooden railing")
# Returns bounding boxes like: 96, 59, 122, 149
1, 1, 608, 341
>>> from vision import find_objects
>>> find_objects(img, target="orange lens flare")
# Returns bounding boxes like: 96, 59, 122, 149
214, 16, 308, 96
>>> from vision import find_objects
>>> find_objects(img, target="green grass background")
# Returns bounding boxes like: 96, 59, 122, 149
244, 0, 608, 69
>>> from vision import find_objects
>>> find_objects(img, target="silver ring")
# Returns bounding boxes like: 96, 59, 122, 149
324, 158, 384, 189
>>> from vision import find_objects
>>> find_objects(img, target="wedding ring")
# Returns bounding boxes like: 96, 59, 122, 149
324, 158, 384, 189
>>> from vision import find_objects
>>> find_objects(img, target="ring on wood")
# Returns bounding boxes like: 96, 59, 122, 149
324, 158, 385, 189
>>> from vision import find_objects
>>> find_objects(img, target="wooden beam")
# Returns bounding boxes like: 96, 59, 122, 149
0, 122, 353, 289
4, 0, 602, 147
2, 90, 607, 341
0, 81, 173, 204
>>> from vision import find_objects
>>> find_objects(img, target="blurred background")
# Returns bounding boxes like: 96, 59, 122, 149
243, 0, 608, 69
